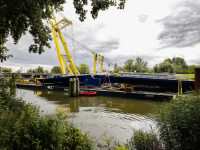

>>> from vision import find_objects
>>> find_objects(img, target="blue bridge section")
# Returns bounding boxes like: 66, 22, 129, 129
38, 74, 194, 90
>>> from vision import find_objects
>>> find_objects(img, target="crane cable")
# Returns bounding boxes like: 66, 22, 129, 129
50, 12, 116, 69
61, 31, 115, 67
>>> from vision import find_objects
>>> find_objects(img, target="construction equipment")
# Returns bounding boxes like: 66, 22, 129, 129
93, 52, 103, 73
49, 6, 80, 75
62, 32, 115, 74
49, 7, 116, 74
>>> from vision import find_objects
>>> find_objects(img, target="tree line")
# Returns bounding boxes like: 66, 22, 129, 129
115, 56, 200, 74
1, 57, 199, 74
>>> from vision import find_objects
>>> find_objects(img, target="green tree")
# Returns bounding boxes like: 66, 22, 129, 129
153, 64, 158, 73
153, 61, 175, 73
35, 66, 44, 73
113, 63, 125, 73
134, 57, 148, 72
187, 65, 200, 74
44, 69, 49, 73
51, 66, 62, 73
1, 67, 12, 73
164, 57, 188, 74
174, 65, 187, 74
123, 59, 135, 72
0, 41, 13, 62
78, 63, 90, 74
1, 0, 126, 61
17, 67, 23, 73
146, 68, 153, 73
28, 66, 44, 73
26, 68, 33, 73
165, 57, 188, 68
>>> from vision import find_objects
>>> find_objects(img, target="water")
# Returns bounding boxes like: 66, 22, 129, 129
16, 88, 162, 142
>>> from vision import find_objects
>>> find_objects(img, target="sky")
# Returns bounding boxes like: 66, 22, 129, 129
3, 0, 200, 73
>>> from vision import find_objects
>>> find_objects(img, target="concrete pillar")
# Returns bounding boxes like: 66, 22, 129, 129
76, 78, 79, 96
69, 78, 79, 97
69, 78, 76, 97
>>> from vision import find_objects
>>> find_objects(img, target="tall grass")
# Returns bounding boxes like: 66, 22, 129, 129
154, 92, 200, 150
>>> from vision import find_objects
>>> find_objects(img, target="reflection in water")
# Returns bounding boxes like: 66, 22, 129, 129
16, 88, 162, 142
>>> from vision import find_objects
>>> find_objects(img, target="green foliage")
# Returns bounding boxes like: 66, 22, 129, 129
0, 83, 94, 150
27, 66, 44, 73
1, 67, 12, 73
153, 61, 175, 73
187, 65, 200, 74
154, 92, 200, 150
124, 59, 135, 72
123, 57, 148, 72
1, 0, 126, 62
114, 65, 126, 73
51, 66, 62, 73
16, 67, 23, 73
146, 68, 154, 73
174, 65, 187, 74
73, 0, 127, 21
0, 0, 66, 55
44, 69, 49, 73
134, 57, 148, 72
163, 57, 190, 74
77, 63, 90, 74
0, 41, 13, 62
164, 57, 188, 69
129, 130, 161, 150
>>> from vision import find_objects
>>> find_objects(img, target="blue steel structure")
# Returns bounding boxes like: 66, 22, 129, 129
38, 74, 194, 90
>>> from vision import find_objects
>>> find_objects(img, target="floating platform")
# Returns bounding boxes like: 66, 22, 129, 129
16, 84, 176, 101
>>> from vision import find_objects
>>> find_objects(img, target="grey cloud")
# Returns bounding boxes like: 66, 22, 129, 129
5, 33, 59, 67
157, 0, 200, 49
4, 17, 119, 72
138, 14, 148, 23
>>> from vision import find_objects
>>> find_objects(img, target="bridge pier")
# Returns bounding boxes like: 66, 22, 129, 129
69, 78, 79, 97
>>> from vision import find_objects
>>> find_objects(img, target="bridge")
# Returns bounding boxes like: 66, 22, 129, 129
1, 72, 62, 79
38, 74, 194, 91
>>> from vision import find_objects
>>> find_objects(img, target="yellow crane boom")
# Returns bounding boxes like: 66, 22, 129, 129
49, 6, 80, 75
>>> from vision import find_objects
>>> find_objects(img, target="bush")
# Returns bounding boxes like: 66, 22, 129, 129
155, 92, 200, 150
0, 84, 94, 150
129, 130, 162, 150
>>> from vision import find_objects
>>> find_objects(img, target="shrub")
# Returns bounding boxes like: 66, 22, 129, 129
0, 84, 94, 150
155, 92, 200, 150
129, 129, 161, 150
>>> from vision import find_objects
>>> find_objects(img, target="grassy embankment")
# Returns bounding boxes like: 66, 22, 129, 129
176, 74, 195, 80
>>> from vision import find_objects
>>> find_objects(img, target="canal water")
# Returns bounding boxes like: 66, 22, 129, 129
16, 88, 162, 142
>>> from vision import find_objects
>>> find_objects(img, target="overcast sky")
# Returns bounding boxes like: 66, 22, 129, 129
3, 0, 200, 73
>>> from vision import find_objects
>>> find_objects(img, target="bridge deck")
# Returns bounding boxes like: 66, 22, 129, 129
38, 74, 194, 90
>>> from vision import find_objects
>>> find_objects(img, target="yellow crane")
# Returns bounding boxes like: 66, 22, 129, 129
49, 6, 80, 75
93, 52, 103, 73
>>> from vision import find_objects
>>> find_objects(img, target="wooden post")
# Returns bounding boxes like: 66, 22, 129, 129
195, 68, 200, 92
69, 78, 72, 96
